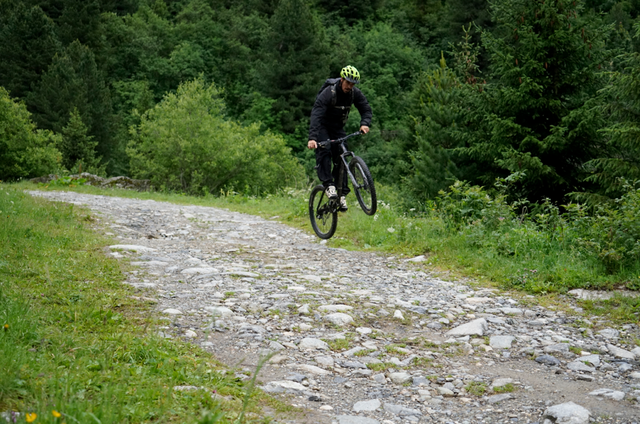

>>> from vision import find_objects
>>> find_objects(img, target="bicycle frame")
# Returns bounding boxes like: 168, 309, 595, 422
318, 131, 363, 198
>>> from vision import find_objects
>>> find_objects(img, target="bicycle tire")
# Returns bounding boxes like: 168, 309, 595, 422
349, 156, 377, 216
309, 184, 338, 239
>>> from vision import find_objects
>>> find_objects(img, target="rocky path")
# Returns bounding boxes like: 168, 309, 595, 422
29, 191, 640, 424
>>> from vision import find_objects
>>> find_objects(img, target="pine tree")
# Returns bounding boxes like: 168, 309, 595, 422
455, 0, 610, 203
258, 0, 329, 141
408, 54, 463, 199
58, 107, 103, 174
0, 2, 61, 99
585, 23, 640, 197
28, 40, 115, 170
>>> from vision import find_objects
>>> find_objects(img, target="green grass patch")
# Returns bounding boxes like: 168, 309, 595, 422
493, 383, 515, 394
322, 335, 352, 352
0, 185, 278, 423
365, 363, 389, 372
465, 381, 488, 397
353, 349, 376, 357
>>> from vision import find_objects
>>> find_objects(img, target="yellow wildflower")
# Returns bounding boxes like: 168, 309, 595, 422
26, 412, 37, 422
52, 410, 62, 418
3, 324, 8, 330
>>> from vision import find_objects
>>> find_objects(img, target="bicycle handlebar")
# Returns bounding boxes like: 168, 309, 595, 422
317, 131, 362, 149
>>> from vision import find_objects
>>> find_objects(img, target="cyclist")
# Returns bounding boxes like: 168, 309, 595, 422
307, 65, 372, 212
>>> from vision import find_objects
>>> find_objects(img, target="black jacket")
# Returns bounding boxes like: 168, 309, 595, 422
308, 80, 373, 141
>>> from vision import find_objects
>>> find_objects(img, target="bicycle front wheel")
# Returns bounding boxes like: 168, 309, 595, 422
349, 156, 377, 216
309, 184, 338, 239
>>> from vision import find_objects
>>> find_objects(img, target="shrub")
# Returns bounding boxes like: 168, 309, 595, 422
566, 182, 640, 273
128, 78, 305, 196
0, 87, 61, 180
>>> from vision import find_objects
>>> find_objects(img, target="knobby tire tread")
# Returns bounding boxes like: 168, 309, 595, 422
309, 184, 338, 239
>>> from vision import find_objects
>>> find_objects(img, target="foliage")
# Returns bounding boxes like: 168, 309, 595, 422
408, 54, 463, 199
584, 23, 640, 197
0, 88, 61, 181
128, 78, 305, 195
565, 181, 640, 273
0, 2, 61, 100
453, 0, 611, 203
28, 40, 116, 171
58, 108, 105, 175
257, 0, 329, 141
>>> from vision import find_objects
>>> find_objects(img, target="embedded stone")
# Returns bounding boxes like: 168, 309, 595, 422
299, 338, 329, 350
324, 313, 354, 326
490, 336, 515, 349
445, 318, 488, 336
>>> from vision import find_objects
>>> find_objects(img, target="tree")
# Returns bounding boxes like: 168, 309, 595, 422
58, 107, 104, 174
28, 40, 116, 171
257, 0, 329, 142
454, 0, 611, 203
314, 0, 383, 26
585, 23, 640, 197
0, 87, 61, 180
128, 78, 305, 195
408, 55, 464, 199
0, 2, 60, 99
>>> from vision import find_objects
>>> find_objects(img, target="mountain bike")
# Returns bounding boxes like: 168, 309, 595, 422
309, 131, 377, 239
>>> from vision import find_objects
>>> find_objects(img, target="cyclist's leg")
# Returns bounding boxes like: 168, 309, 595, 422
315, 129, 335, 190
329, 130, 349, 196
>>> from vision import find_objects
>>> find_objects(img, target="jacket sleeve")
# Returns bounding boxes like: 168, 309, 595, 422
308, 88, 331, 141
354, 88, 372, 127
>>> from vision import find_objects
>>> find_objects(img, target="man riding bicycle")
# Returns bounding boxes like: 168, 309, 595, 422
307, 65, 372, 212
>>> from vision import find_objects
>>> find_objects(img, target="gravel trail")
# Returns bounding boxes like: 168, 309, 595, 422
29, 190, 640, 424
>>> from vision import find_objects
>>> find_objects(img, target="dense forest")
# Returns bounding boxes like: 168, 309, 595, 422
1, 0, 640, 206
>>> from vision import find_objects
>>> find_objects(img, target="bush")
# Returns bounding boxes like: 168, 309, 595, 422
128, 78, 305, 196
566, 182, 640, 273
0, 87, 61, 180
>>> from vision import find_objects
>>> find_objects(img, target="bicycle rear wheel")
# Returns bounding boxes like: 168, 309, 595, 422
349, 156, 377, 216
309, 185, 338, 239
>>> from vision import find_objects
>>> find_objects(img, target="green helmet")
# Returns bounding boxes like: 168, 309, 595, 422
340, 65, 360, 84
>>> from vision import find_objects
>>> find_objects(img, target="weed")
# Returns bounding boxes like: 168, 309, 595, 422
569, 346, 582, 355
323, 335, 353, 351
385, 344, 409, 355
465, 381, 488, 396
366, 362, 388, 371
493, 383, 515, 393
412, 357, 433, 368
353, 349, 376, 357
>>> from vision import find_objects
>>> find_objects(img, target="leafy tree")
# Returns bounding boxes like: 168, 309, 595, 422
0, 87, 61, 180
28, 40, 116, 170
454, 0, 611, 203
58, 107, 104, 174
128, 78, 305, 195
0, 2, 61, 99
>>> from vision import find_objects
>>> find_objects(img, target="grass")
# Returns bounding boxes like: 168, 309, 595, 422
0, 186, 286, 423
465, 382, 488, 397
12, 180, 640, 325
493, 383, 515, 394
322, 335, 352, 351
